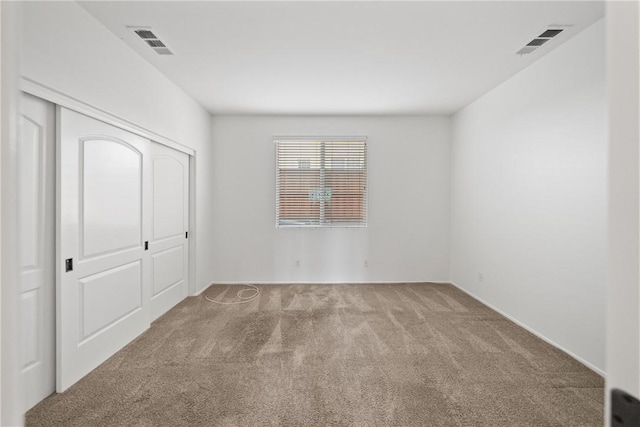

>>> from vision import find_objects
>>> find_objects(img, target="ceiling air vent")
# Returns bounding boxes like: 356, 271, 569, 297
134, 29, 157, 40
516, 25, 569, 56
130, 26, 173, 56
539, 29, 564, 38
145, 40, 166, 48
527, 38, 549, 47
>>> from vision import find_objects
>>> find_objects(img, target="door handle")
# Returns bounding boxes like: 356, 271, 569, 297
144, 241, 149, 251
65, 258, 73, 272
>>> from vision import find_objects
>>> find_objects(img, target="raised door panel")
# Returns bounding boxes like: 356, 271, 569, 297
152, 246, 184, 296
19, 117, 42, 272
81, 139, 142, 258
79, 261, 142, 341
20, 290, 40, 369
153, 157, 184, 241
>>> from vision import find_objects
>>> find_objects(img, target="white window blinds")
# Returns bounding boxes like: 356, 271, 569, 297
275, 138, 367, 227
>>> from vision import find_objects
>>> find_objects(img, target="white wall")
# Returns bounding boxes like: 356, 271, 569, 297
450, 20, 606, 372
210, 115, 451, 283
20, 1, 214, 293
2, 2, 23, 424
607, 0, 640, 404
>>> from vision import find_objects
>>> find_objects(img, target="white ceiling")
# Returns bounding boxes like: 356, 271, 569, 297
79, 1, 604, 115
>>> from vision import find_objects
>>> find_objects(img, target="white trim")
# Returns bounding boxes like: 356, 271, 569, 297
194, 284, 210, 296
188, 155, 197, 296
20, 77, 194, 156
273, 135, 368, 142
1, 3, 23, 423
449, 281, 605, 377
207, 281, 452, 286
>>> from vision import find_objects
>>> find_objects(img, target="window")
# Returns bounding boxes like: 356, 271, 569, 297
276, 138, 367, 227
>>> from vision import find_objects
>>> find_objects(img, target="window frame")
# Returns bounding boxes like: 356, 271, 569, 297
274, 136, 368, 228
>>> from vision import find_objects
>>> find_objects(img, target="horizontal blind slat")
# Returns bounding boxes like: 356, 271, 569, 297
276, 139, 367, 227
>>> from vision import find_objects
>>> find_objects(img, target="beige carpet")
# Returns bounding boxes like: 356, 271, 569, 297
26, 283, 604, 426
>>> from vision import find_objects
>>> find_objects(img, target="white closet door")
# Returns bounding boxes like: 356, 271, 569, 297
19, 94, 55, 410
149, 143, 189, 321
57, 108, 152, 391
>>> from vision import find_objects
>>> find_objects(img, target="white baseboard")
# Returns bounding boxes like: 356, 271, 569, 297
205, 280, 451, 286
449, 281, 605, 378
193, 284, 209, 296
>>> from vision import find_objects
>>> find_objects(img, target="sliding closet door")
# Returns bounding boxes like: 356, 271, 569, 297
57, 108, 152, 391
19, 94, 55, 410
149, 143, 189, 320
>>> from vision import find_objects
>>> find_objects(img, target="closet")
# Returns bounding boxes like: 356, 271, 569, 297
19, 95, 192, 408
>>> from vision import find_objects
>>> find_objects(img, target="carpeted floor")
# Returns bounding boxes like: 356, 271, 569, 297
26, 283, 604, 426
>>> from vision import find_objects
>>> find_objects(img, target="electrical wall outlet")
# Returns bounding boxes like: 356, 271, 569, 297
478, 273, 484, 282
364, 259, 369, 267
296, 260, 300, 267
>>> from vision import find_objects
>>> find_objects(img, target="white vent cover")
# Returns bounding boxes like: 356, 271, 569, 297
129, 26, 174, 56
516, 25, 571, 55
